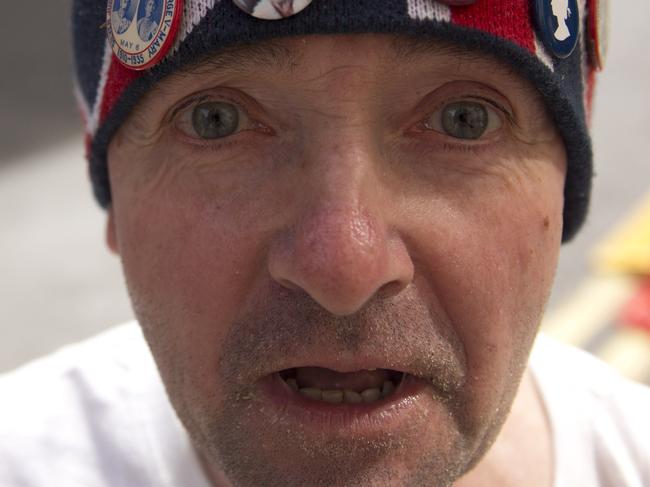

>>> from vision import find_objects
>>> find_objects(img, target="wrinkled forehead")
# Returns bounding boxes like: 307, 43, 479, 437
151, 34, 541, 102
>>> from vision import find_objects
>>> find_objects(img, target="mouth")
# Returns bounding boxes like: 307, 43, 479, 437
255, 364, 443, 436
278, 367, 406, 405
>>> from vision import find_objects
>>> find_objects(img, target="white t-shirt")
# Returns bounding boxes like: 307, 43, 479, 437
529, 335, 650, 487
1, 323, 648, 486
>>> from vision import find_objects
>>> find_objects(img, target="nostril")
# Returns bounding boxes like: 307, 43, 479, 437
377, 279, 408, 299
276, 277, 302, 292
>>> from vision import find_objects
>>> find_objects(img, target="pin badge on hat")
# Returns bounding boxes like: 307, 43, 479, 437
107, 0, 184, 70
233, 0, 313, 20
587, 0, 609, 70
534, 0, 580, 59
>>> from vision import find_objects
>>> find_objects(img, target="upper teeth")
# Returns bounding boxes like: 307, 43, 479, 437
284, 378, 398, 404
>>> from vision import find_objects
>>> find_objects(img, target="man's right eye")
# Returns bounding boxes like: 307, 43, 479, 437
177, 101, 245, 140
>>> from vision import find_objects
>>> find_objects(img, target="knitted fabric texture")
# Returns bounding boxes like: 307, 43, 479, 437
72, 0, 597, 242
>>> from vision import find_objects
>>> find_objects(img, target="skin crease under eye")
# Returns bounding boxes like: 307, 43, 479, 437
107, 34, 562, 487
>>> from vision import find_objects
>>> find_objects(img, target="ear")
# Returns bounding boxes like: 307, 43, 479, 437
106, 209, 120, 254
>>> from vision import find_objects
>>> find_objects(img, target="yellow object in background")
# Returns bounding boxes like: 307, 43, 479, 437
593, 192, 650, 275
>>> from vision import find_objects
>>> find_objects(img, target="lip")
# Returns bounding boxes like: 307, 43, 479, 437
255, 369, 449, 437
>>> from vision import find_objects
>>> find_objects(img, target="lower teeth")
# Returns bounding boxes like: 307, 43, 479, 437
285, 378, 399, 404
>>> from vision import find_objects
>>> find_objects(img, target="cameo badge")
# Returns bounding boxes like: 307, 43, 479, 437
534, 0, 580, 59
107, 0, 184, 70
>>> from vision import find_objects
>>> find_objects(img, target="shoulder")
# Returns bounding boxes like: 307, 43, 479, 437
530, 335, 650, 486
0, 323, 204, 487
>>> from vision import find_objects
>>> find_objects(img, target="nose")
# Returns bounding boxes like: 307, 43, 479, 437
267, 153, 414, 316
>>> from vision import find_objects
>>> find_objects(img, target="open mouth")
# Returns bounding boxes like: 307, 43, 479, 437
255, 364, 449, 436
277, 367, 407, 405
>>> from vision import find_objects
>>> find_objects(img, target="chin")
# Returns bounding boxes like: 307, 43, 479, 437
175, 376, 497, 487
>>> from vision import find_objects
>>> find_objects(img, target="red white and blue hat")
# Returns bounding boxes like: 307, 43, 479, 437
72, 0, 606, 242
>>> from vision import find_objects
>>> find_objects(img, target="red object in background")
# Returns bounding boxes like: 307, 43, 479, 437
621, 278, 650, 333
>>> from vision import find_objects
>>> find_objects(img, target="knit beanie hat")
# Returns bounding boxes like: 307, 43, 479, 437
72, 0, 606, 242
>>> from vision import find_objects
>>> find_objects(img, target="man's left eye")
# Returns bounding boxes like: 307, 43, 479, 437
424, 100, 503, 140
177, 100, 247, 140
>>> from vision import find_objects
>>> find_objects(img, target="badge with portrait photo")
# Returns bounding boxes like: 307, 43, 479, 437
232, 0, 313, 20
534, 0, 580, 59
107, 0, 184, 70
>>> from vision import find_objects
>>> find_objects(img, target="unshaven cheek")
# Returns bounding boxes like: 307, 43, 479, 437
397, 153, 563, 442
109, 157, 269, 403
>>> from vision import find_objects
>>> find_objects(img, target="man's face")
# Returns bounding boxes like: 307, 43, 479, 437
145, 0, 154, 17
107, 34, 565, 486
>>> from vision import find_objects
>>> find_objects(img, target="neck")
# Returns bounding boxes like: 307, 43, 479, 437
454, 369, 553, 487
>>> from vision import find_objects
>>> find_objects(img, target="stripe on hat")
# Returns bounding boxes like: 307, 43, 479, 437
172, 0, 219, 53
72, 0, 112, 116
450, 0, 535, 53
535, 35, 555, 71
89, 41, 115, 136
99, 56, 142, 128
406, 0, 451, 22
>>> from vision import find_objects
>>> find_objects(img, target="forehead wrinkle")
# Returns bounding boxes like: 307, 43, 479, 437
167, 41, 300, 85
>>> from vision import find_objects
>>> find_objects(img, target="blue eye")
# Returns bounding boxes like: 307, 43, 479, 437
189, 101, 241, 139
425, 101, 502, 140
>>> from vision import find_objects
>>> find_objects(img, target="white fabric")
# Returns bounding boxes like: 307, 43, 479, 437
406, 0, 451, 22
0, 323, 648, 486
173, 0, 218, 52
530, 335, 650, 487
0, 324, 210, 487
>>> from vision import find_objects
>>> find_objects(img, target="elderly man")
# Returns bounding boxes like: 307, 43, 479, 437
1, 0, 649, 486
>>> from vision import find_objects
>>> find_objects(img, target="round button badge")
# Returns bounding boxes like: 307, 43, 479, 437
534, 0, 580, 59
107, 0, 184, 70
232, 0, 313, 20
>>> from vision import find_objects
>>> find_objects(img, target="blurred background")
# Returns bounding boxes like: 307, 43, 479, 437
1, 1, 650, 383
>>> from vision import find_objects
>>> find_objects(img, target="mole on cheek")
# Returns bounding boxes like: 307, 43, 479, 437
543, 216, 550, 230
